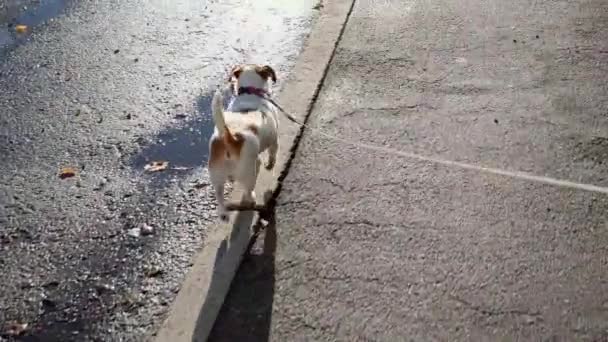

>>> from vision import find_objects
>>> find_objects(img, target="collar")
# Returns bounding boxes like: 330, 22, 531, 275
237, 86, 269, 98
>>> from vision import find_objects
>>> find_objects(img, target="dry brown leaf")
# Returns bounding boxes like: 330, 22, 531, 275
4, 321, 28, 336
15, 25, 28, 34
144, 161, 168, 172
59, 167, 77, 179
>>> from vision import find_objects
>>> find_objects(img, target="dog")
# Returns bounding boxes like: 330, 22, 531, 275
208, 64, 279, 221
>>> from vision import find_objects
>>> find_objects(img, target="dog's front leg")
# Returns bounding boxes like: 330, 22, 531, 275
240, 160, 259, 206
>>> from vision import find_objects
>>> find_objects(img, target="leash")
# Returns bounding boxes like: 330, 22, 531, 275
264, 96, 608, 196
223, 84, 608, 196
263, 95, 341, 143
264, 97, 304, 126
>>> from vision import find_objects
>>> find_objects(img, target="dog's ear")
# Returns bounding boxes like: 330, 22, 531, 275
229, 65, 243, 82
256, 65, 277, 83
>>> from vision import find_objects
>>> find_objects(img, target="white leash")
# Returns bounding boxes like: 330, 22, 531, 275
267, 97, 608, 196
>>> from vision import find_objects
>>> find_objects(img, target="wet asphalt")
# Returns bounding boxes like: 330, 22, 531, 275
0, 0, 316, 340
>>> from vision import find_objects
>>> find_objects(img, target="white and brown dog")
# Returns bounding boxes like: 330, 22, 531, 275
208, 64, 279, 221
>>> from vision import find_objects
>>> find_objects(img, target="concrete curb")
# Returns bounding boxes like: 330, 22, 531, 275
152, 1, 355, 341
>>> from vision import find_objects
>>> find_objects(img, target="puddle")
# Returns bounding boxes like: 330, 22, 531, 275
131, 91, 229, 186
0, 0, 69, 57
130, 0, 315, 187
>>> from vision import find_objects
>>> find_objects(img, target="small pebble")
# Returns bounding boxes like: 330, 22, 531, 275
95, 283, 115, 294
141, 224, 154, 236
127, 228, 141, 238
145, 267, 163, 278
41, 298, 57, 309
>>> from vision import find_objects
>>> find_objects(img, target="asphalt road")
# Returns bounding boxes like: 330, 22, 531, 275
212, 0, 608, 340
0, 0, 317, 340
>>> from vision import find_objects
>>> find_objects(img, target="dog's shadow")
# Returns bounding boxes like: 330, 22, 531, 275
205, 191, 277, 342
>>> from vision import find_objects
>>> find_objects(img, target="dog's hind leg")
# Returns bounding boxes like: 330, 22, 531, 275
209, 168, 229, 222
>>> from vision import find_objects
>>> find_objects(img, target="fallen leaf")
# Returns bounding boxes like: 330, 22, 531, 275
59, 167, 77, 179
15, 25, 28, 34
4, 321, 28, 336
144, 161, 168, 172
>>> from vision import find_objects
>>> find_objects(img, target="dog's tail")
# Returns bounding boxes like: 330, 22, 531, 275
212, 89, 228, 135
211, 88, 242, 150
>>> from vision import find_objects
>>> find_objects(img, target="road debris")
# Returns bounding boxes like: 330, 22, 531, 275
3, 321, 28, 337
144, 267, 164, 278
15, 25, 28, 34
140, 223, 155, 236
127, 227, 141, 238
95, 283, 116, 294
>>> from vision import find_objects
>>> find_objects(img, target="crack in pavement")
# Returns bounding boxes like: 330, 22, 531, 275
316, 274, 382, 284
318, 176, 353, 192
322, 218, 382, 228
307, 177, 408, 195
332, 104, 437, 123
448, 294, 542, 318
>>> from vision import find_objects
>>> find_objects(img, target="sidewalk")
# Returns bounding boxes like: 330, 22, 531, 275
210, 0, 608, 340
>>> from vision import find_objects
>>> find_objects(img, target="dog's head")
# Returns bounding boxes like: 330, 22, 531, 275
228, 64, 277, 92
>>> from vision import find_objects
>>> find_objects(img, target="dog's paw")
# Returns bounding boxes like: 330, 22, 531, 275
217, 207, 229, 222
242, 191, 256, 206
219, 213, 229, 222
265, 158, 275, 170
248, 191, 257, 202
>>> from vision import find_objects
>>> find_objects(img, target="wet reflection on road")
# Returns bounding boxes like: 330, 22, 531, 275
131, 0, 315, 186
0, 0, 69, 57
